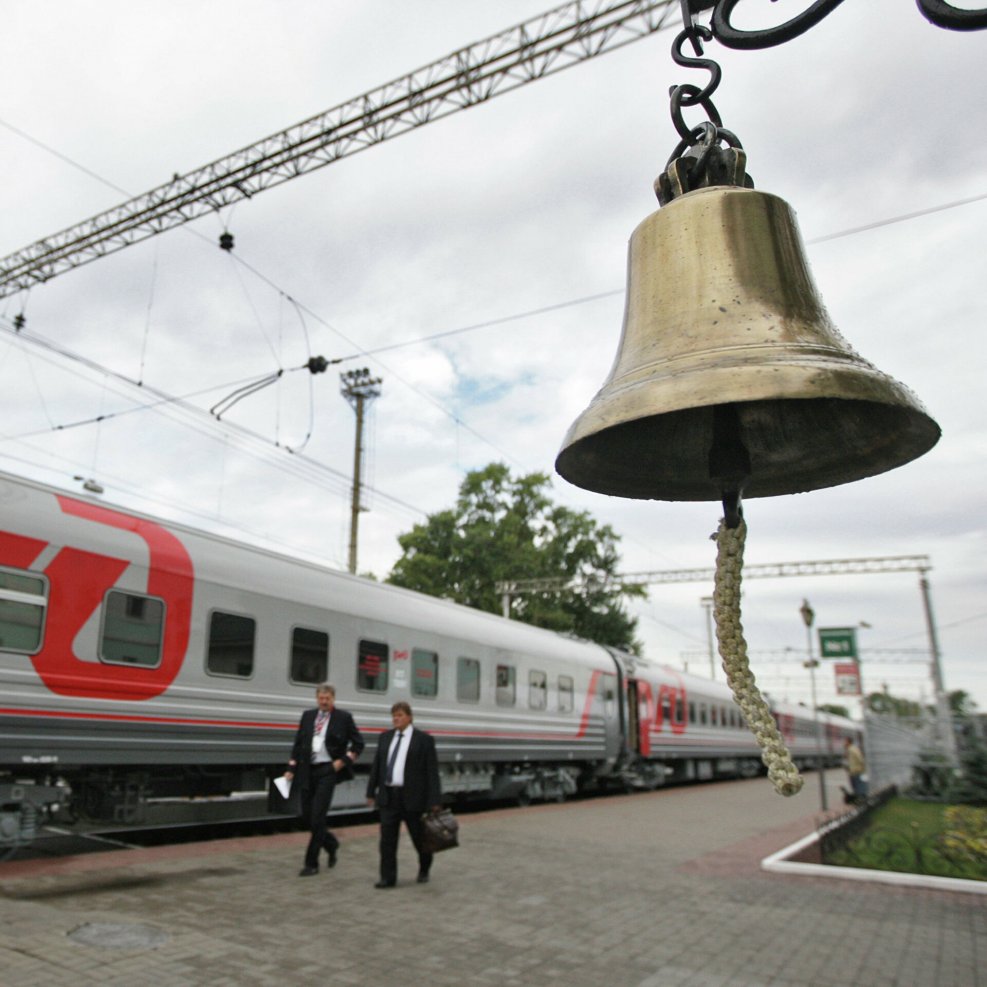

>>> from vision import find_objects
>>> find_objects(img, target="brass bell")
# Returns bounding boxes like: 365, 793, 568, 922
556, 186, 940, 500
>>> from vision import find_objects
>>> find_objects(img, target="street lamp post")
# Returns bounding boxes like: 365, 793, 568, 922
800, 599, 828, 811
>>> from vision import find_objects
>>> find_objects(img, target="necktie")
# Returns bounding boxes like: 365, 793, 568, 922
385, 731, 404, 785
315, 711, 329, 734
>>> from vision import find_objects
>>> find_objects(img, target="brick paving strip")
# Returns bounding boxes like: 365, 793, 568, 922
1, 779, 983, 987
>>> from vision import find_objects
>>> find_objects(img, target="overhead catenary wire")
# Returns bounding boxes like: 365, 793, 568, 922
4, 113, 984, 492
2, 171, 983, 551
3, 115, 986, 585
4, 172, 984, 503
0, 323, 425, 523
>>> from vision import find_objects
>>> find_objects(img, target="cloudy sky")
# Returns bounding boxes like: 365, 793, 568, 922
1, 1, 984, 715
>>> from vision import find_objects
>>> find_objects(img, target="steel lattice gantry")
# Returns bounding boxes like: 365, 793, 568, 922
495, 555, 933, 600
0, 0, 677, 299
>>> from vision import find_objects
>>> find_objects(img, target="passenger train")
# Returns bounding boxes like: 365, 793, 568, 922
0, 470, 860, 851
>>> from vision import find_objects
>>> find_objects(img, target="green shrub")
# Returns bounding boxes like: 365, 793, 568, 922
950, 740, 987, 805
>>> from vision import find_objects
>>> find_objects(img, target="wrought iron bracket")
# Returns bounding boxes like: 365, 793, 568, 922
661, 0, 986, 201
682, 0, 987, 48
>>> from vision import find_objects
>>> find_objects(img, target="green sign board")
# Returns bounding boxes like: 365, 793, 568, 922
818, 627, 858, 660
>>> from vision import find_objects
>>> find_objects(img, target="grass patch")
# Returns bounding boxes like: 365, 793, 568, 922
825, 797, 987, 881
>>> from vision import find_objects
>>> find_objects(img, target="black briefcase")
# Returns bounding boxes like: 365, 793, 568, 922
420, 807, 459, 853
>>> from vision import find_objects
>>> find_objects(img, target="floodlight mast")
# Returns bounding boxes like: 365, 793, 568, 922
0, 0, 679, 299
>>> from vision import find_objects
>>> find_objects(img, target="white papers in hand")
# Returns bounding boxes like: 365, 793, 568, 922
274, 775, 292, 799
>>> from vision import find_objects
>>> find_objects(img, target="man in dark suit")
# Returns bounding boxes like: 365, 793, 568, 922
366, 701, 442, 888
285, 684, 364, 876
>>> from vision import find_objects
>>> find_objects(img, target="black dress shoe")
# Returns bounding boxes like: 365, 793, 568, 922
416, 871, 430, 883
298, 866, 319, 877
374, 880, 395, 889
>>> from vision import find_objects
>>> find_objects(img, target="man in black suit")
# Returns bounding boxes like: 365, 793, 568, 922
285, 684, 364, 877
366, 701, 442, 888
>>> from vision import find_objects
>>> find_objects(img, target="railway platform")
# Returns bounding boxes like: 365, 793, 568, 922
1, 773, 983, 987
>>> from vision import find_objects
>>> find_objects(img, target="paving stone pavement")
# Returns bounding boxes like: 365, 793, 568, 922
1, 775, 983, 987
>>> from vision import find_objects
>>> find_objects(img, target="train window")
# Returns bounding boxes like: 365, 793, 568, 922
495, 664, 516, 706
290, 627, 329, 684
699, 703, 708, 726
357, 639, 389, 692
206, 611, 256, 677
457, 657, 480, 703
710, 706, 718, 726
412, 648, 439, 699
528, 670, 547, 710
100, 591, 164, 667
689, 701, 696, 724
558, 675, 574, 713
675, 696, 685, 724
0, 567, 47, 653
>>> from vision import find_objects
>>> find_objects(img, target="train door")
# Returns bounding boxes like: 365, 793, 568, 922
600, 672, 622, 763
626, 679, 641, 753
626, 678, 654, 756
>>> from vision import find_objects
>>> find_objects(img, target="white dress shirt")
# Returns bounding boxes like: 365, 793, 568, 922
386, 724, 414, 786
311, 710, 331, 763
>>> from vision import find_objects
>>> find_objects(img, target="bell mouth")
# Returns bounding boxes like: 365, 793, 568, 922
555, 395, 940, 501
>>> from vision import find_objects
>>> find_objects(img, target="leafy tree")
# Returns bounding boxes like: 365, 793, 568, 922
866, 690, 923, 719
949, 689, 977, 719
387, 463, 643, 650
949, 739, 987, 805
818, 703, 851, 719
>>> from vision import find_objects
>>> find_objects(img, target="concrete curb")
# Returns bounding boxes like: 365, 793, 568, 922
760, 828, 987, 896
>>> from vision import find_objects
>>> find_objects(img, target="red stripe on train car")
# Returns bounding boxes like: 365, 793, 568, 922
0, 709, 599, 742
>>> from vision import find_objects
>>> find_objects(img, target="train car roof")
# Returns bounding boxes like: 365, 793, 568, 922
1, 469, 616, 672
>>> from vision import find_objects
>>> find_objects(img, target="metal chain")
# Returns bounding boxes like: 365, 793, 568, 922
658, 14, 751, 203
661, 0, 986, 199
713, 517, 804, 797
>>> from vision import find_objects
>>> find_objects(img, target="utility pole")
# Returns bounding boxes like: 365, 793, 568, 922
700, 596, 716, 680
919, 573, 957, 762
340, 368, 382, 575
799, 599, 828, 811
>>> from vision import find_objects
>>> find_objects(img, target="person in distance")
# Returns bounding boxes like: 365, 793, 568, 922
844, 736, 868, 804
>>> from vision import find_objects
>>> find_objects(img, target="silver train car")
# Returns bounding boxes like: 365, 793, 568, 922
0, 470, 860, 849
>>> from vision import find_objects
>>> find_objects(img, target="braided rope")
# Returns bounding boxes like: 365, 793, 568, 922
714, 518, 804, 797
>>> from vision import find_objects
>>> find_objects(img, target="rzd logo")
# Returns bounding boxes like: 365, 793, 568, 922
2, 496, 193, 700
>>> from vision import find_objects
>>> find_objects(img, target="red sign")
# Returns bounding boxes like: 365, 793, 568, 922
834, 662, 861, 696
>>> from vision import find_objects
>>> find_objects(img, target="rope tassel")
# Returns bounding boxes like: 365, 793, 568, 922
714, 518, 804, 797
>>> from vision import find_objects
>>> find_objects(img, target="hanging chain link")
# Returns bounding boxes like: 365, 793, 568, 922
656, 7, 751, 203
